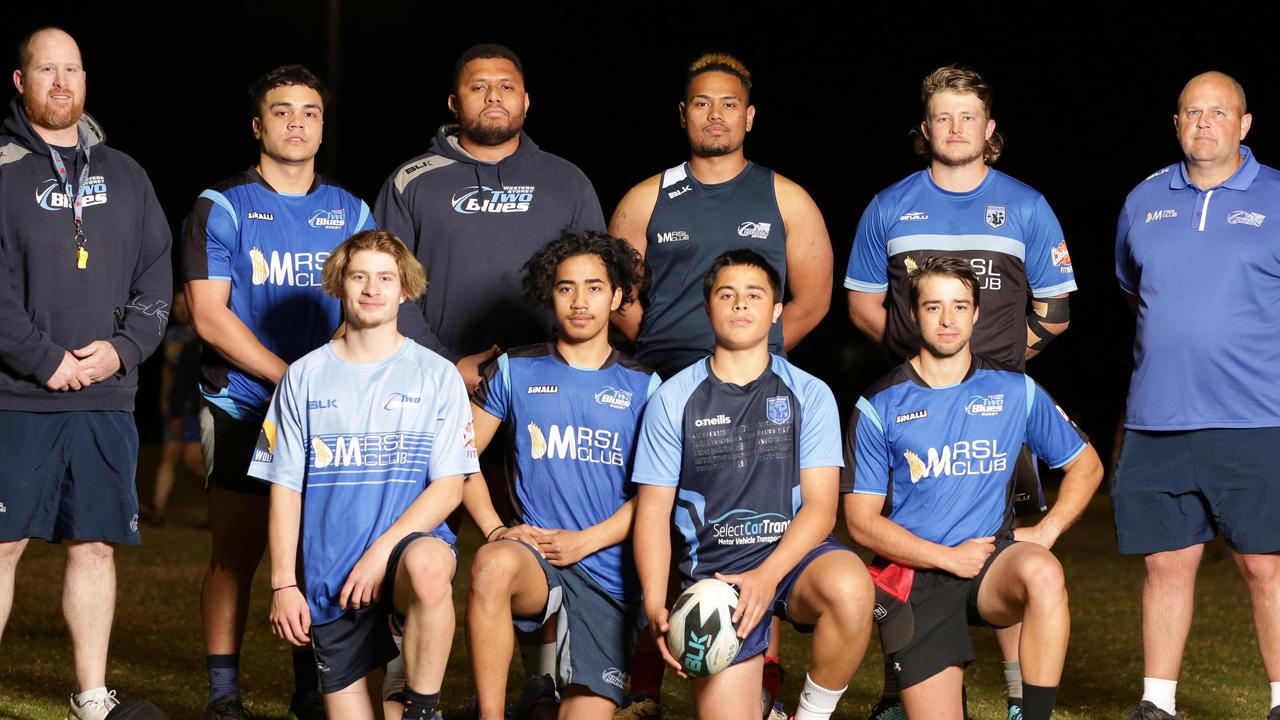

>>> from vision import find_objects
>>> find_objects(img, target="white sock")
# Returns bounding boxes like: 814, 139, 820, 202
1270, 680, 1280, 709
73, 687, 108, 706
794, 673, 845, 720
383, 634, 406, 701
1004, 660, 1023, 702
520, 640, 557, 679
1142, 677, 1177, 715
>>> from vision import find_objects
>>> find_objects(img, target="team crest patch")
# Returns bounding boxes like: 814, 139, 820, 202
985, 204, 1007, 229
766, 396, 791, 425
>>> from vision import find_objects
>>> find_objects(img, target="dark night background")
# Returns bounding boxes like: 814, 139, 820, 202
6, 4, 1279, 467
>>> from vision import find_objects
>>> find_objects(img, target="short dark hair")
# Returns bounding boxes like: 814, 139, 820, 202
248, 64, 330, 118
686, 52, 751, 102
907, 256, 980, 309
453, 43, 524, 90
702, 248, 782, 304
522, 230, 642, 308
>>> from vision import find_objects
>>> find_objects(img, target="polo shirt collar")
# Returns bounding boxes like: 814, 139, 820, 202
1172, 145, 1259, 191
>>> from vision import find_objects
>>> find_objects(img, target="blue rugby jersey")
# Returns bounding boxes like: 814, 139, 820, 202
639, 162, 787, 377
1116, 146, 1280, 430
248, 339, 478, 624
182, 168, 375, 418
845, 169, 1076, 369
632, 356, 842, 586
844, 356, 1086, 548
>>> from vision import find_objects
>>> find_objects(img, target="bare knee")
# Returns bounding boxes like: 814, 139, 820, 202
0, 539, 29, 567
820, 563, 875, 621
468, 543, 523, 599
1236, 553, 1280, 589
1023, 555, 1067, 609
66, 541, 114, 564
1145, 545, 1202, 582
405, 546, 453, 608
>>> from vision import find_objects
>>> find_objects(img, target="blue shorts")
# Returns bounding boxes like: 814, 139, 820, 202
1113, 428, 1280, 555
510, 540, 640, 706
727, 538, 853, 665
311, 530, 454, 693
0, 410, 140, 544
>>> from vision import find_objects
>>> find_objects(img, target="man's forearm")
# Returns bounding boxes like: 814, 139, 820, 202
780, 298, 826, 351
851, 509, 954, 571
269, 484, 303, 588
461, 471, 505, 539
755, 501, 832, 581
1031, 447, 1103, 542
191, 302, 288, 385
583, 497, 637, 553
634, 488, 675, 613
372, 474, 465, 551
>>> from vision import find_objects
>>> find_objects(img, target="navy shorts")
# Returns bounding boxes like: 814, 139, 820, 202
891, 534, 1016, 689
510, 540, 640, 706
0, 410, 140, 544
728, 538, 854, 665
311, 530, 455, 693
199, 403, 268, 496
1113, 428, 1280, 555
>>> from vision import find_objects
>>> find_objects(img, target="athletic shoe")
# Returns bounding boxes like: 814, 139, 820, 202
206, 693, 255, 720
765, 702, 788, 720
1125, 700, 1182, 720
1007, 703, 1023, 720
509, 674, 558, 720
614, 693, 662, 720
1267, 706, 1280, 720
285, 689, 326, 720
867, 697, 906, 720
67, 690, 119, 720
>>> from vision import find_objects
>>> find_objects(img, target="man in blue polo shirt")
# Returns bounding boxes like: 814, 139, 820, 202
1114, 71, 1280, 720
844, 257, 1103, 720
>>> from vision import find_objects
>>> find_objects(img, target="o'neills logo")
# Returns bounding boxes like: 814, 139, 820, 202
694, 414, 731, 427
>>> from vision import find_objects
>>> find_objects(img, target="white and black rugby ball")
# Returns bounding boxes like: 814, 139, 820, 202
666, 578, 741, 677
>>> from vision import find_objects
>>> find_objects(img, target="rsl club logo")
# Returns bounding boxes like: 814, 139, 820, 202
985, 204, 1006, 229
451, 185, 535, 214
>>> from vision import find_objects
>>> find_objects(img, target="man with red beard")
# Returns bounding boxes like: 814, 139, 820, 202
0, 27, 171, 720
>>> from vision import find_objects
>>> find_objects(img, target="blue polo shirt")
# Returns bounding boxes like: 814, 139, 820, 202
1116, 146, 1280, 430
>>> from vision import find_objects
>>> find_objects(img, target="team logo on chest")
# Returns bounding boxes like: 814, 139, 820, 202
984, 204, 1007, 230
738, 221, 772, 239
766, 396, 791, 425
451, 185, 535, 214
308, 209, 347, 229
594, 386, 633, 410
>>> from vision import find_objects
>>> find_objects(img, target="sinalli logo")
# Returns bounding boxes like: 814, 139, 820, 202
899, 211, 928, 221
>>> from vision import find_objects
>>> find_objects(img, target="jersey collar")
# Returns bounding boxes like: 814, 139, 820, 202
1172, 145, 1260, 191
903, 352, 979, 390
548, 341, 619, 371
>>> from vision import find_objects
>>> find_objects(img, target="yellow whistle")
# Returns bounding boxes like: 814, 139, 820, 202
76, 247, 88, 270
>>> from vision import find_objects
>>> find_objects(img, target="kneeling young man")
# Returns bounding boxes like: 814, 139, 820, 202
633, 249, 873, 720
251, 230, 478, 719
844, 256, 1103, 720
462, 230, 659, 719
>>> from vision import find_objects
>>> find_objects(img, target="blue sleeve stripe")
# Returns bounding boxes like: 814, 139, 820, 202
646, 373, 661, 400
207, 275, 232, 281
1030, 279, 1078, 298
1047, 442, 1087, 470
887, 233, 1025, 260
1025, 375, 1036, 421
845, 277, 889, 292
357, 200, 372, 231
498, 353, 511, 401
856, 397, 884, 433
850, 488, 888, 497
198, 189, 238, 232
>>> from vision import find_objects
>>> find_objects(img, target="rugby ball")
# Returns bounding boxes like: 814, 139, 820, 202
666, 578, 741, 677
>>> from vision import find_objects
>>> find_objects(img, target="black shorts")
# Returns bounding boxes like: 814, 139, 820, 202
0, 410, 140, 544
1012, 445, 1046, 517
310, 531, 454, 693
891, 534, 1016, 689
1113, 428, 1280, 554
199, 402, 268, 495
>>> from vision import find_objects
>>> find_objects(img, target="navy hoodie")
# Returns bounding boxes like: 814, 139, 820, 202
375, 125, 604, 362
0, 97, 172, 411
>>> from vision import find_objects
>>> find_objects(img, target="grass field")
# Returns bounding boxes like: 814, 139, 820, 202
0, 449, 1270, 719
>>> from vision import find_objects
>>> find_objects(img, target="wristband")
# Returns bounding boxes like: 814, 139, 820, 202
485, 524, 506, 541
272, 584, 298, 592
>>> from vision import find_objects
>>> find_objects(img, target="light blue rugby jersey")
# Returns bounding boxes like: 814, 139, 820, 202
845, 168, 1076, 369
474, 342, 660, 601
844, 356, 1086, 548
248, 339, 478, 624
182, 169, 375, 418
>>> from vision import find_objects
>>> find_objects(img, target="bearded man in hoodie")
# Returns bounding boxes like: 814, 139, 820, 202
0, 27, 171, 720
374, 43, 606, 393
